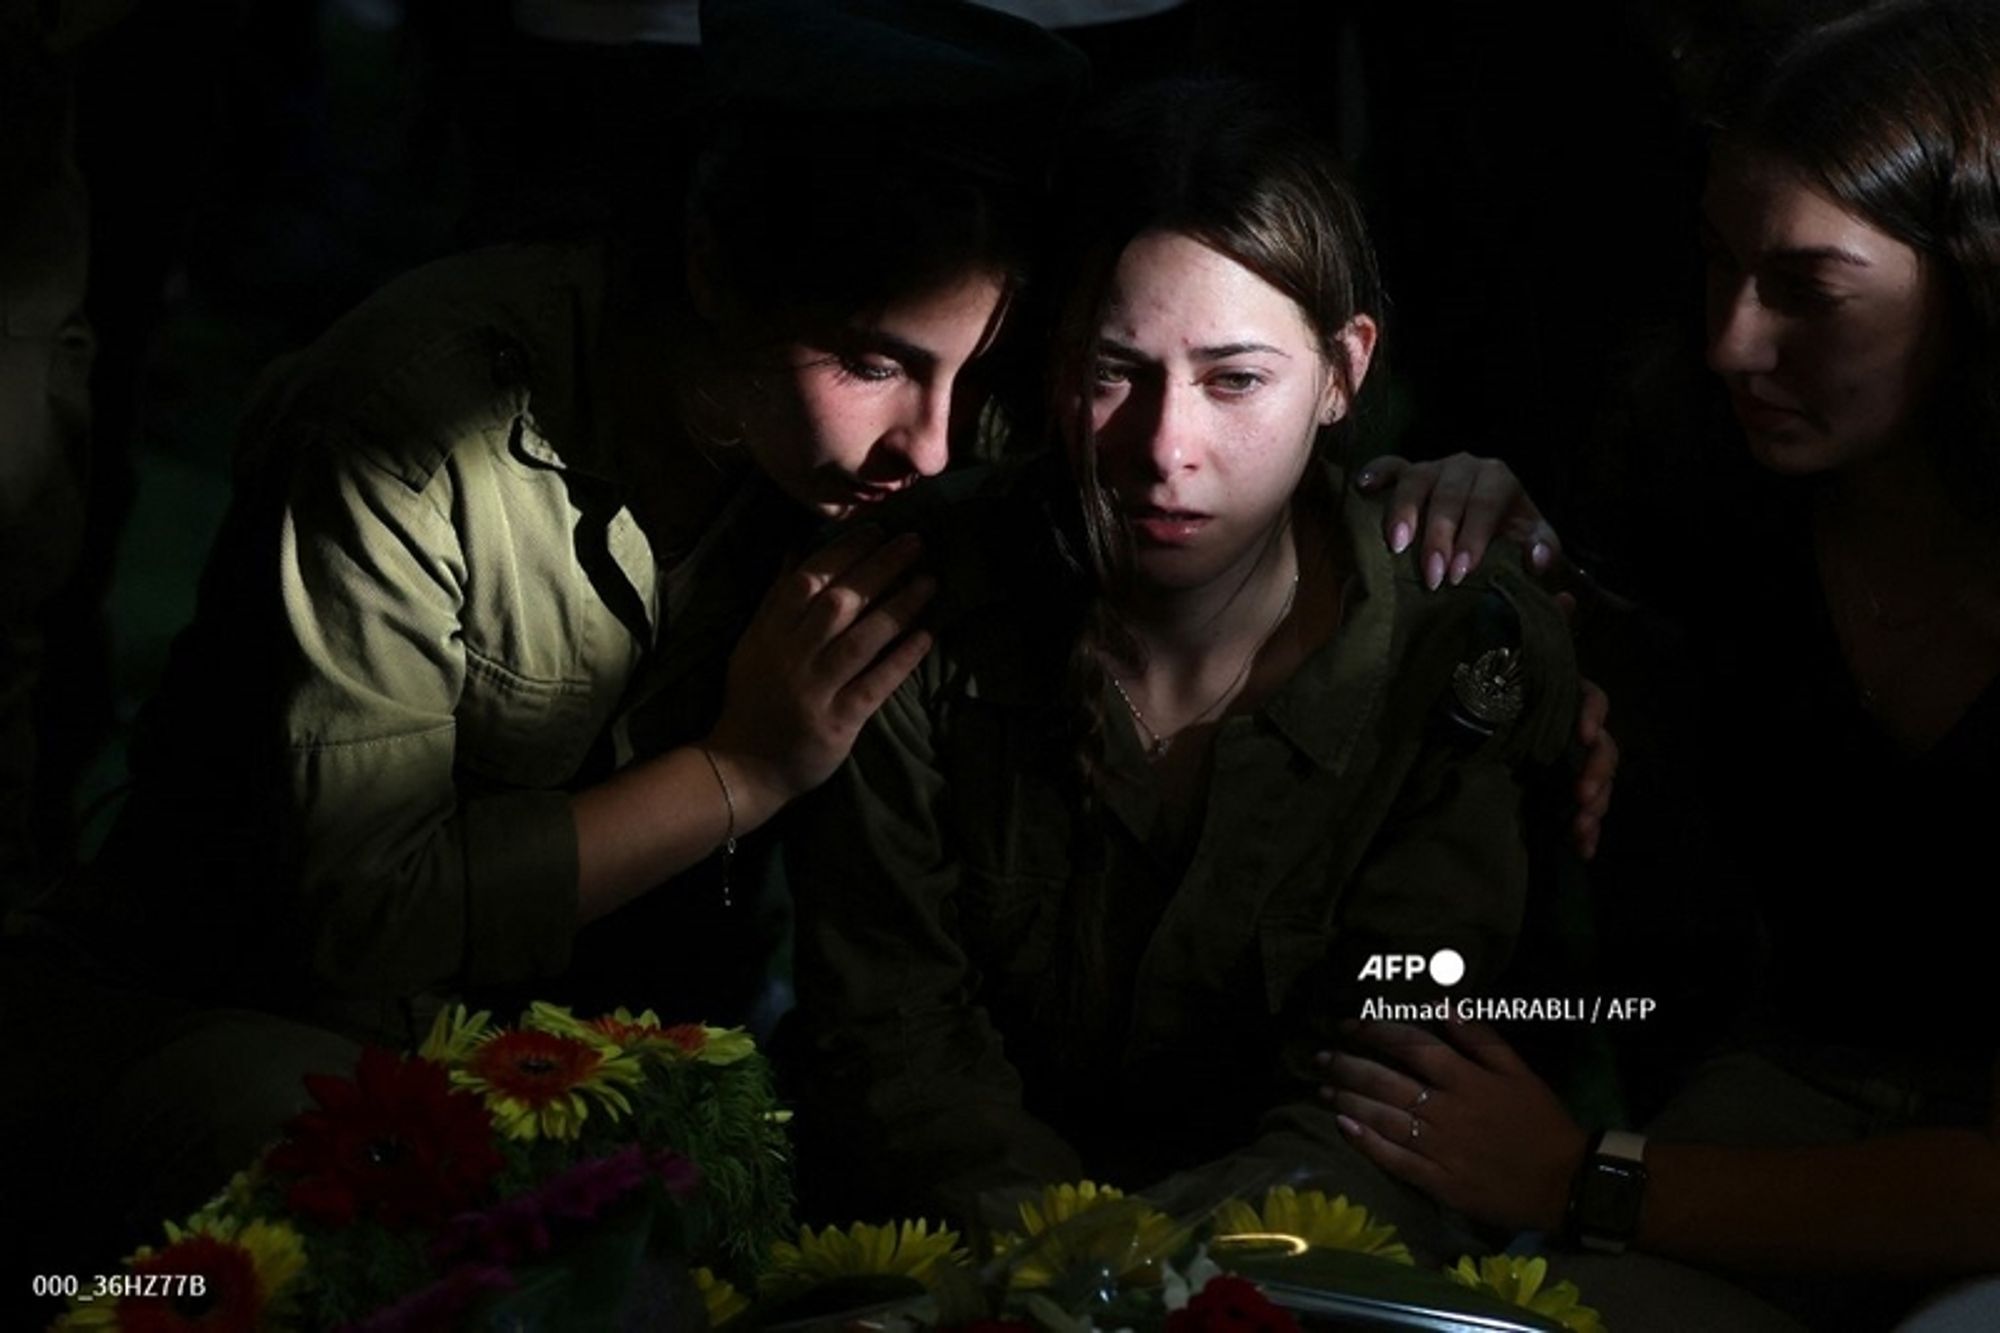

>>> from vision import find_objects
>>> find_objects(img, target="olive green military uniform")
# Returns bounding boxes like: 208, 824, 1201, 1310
785, 460, 1578, 1244
26, 239, 797, 1039
4, 240, 802, 1271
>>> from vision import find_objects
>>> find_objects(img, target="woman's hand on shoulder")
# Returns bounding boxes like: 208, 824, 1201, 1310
704, 525, 937, 814
1573, 679, 1615, 861
1356, 453, 1560, 591
1359, 453, 1615, 860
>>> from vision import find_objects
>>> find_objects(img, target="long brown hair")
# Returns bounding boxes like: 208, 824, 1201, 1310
1040, 78, 1384, 789
1034, 81, 1383, 1054
1712, 0, 2000, 514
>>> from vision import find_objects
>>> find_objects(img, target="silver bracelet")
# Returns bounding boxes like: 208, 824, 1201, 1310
698, 745, 737, 908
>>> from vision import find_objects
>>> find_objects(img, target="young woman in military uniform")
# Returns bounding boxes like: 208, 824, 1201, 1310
0, 0, 1084, 1288
782, 82, 1583, 1256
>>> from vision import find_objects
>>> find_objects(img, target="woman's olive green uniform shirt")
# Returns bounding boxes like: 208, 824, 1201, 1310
52, 243, 794, 1041
786, 463, 1578, 1224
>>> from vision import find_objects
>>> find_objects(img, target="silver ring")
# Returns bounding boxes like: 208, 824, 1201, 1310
1410, 1086, 1432, 1112
1408, 1115, 1423, 1141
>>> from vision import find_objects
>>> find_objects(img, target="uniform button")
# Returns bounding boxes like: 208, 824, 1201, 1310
491, 343, 527, 389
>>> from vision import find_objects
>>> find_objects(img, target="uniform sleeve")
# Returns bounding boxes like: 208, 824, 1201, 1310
787, 675, 1083, 1225
274, 435, 579, 996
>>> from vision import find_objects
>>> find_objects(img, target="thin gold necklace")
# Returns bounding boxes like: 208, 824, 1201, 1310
1108, 570, 1301, 760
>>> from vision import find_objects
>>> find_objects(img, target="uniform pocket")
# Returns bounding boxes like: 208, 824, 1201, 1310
457, 648, 597, 787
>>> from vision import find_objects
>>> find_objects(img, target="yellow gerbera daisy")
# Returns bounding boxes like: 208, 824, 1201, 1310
1446, 1255, 1605, 1333
452, 1026, 642, 1140
419, 1002, 495, 1066
999, 1180, 1186, 1289
686, 1025, 756, 1066
762, 1219, 968, 1297
56, 1214, 307, 1331
527, 1003, 757, 1066
1212, 1187, 1412, 1264
695, 1266, 750, 1327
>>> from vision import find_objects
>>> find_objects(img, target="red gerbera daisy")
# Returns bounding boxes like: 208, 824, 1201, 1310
99, 1218, 306, 1333
457, 1027, 641, 1139
465, 1029, 604, 1105
658, 1023, 707, 1056
266, 1046, 502, 1229
117, 1235, 262, 1333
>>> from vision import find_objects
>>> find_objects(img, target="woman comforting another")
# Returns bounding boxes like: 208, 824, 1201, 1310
784, 81, 1579, 1245
1324, 3, 2000, 1326
0, 0, 1082, 1283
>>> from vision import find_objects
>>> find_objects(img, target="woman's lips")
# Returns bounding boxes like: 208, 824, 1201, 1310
1731, 391, 1809, 434
829, 480, 909, 511
1127, 505, 1212, 545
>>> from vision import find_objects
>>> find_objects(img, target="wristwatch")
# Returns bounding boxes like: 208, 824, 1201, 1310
1565, 1129, 1648, 1254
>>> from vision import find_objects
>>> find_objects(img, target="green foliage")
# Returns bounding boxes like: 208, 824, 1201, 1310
616, 1050, 793, 1278
294, 1222, 432, 1330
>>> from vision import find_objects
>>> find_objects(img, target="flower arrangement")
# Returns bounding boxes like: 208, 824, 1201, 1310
53, 1003, 789, 1332
55, 1010, 1602, 1332
764, 1184, 1602, 1333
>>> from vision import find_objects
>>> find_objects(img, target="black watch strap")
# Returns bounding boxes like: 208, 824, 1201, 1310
1565, 1128, 1648, 1254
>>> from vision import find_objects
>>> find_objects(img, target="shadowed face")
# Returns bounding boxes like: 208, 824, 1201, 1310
1083, 230, 1374, 593
742, 270, 1009, 518
1702, 149, 1949, 476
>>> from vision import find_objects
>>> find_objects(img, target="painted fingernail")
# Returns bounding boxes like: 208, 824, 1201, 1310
1425, 552, 1445, 591
1449, 552, 1472, 586
1391, 522, 1412, 553
1531, 540, 1554, 570
1336, 1114, 1364, 1137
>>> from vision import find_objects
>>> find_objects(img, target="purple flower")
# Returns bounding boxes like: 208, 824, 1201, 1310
431, 1150, 700, 1267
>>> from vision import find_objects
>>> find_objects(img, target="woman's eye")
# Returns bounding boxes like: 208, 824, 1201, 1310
838, 356, 901, 384
1091, 362, 1131, 395
1208, 370, 1265, 395
1757, 274, 1842, 314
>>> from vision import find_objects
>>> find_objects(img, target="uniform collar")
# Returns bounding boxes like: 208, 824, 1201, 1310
1093, 463, 1400, 784
503, 240, 634, 487
1258, 466, 1401, 775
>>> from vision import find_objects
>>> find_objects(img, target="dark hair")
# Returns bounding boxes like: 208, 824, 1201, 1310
1039, 79, 1382, 785
1034, 81, 1381, 1049
1047, 79, 1384, 589
686, 118, 1041, 346
1713, 0, 2000, 511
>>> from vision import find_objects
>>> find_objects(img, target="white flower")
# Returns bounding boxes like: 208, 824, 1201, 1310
1160, 1244, 1223, 1312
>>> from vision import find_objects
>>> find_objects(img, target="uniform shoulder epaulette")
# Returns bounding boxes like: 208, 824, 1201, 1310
237, 244, 593, 492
